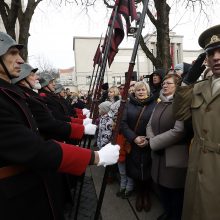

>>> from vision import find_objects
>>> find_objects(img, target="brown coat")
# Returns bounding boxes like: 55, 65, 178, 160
173, 78, 220, 220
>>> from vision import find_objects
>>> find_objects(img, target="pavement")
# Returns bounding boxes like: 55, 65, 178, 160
67, 164, 164, 220
64, 137, 163, 220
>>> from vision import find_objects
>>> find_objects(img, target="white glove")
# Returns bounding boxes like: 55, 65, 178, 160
82, 108, 90, 115
83, 118, 92, 126
84, 123, 97, 135
86, 111, 91, 118
97, 143, 120, 167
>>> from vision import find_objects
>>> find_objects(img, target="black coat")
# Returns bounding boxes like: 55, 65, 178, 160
121, 94, 156, 181
39, 89, 71, 122
18, 86, 72, 141
0, 78, 66, 219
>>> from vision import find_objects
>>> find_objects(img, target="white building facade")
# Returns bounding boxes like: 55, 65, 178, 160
73, 33, 201, 91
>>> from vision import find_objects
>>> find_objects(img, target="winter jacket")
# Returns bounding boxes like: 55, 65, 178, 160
147, 93, 188, 188
121, 94, 156, 181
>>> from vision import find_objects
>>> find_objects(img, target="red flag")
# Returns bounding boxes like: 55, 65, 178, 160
107, 11, 124, 67
93, 43, 102, 67
115, 0, 137, 22
115, 0, 138, 34
101, 0, 138, 67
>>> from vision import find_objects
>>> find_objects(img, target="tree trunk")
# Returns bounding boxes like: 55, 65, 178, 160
18, 0, 42, 61
139, 0, 171, 72
154, 0, 171, 71
0, 0, 42, 61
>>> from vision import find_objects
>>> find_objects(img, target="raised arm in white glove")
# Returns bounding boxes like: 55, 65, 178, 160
96, 143, 120, 167
84, 123, 97, 135
83, 118, 92, 126
82, 108, 90, 115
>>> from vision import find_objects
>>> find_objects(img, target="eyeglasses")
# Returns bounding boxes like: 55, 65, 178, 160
161, 82, 175, 86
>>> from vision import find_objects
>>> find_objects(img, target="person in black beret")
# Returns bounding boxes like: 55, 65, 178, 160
149, 68, 165, 100
100, 82, 109, 103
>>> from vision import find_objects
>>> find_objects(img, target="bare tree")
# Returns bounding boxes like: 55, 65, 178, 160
0, 0, 216, 70
0, 0, 97, 61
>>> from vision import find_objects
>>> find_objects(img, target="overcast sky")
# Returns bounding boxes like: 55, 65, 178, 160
28, 1, 220, 69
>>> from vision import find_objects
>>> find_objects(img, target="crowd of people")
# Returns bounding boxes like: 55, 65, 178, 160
0, 23, 220, 220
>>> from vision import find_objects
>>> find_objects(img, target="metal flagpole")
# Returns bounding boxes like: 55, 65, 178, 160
94, 0, 149, 219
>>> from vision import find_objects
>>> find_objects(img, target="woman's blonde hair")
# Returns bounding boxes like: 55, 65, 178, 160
134, 81, 150, 95
108, 86, 120, 96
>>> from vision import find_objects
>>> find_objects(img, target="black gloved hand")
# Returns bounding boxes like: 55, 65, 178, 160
183, 52, 206, 85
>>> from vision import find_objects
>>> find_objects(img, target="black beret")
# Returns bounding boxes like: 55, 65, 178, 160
101, 82, 109, 90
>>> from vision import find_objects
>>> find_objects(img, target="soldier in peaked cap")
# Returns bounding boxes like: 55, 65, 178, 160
0, 32, 120, 220
198, 24, 220, 52
173, 24, 220, 220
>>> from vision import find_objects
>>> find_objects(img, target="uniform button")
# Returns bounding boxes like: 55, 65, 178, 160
202, 148, 207, 153
202, 129, 208, 134
205, 107, 211, 112
36, 128, 39, 131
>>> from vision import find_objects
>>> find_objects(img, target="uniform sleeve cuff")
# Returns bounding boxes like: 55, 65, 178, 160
58, 142, 91, 175
69, 123, 84, 139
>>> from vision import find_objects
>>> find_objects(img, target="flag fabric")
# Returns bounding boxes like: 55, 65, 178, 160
115, 0, 137, 22
107, 11, 125, 67
115, 0, 138, 33
101, 0, 138, 67
93, 43, 102, 67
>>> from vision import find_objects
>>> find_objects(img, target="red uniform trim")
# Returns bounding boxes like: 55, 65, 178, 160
39, 92, 47, 97
70, 117, 83, 124
77, 114, 86, 119
58, 142, 91, 175
69, 123, 84, 139
75, 108, 83, 114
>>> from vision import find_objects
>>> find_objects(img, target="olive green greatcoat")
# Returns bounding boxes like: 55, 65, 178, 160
173, 77, 220, 220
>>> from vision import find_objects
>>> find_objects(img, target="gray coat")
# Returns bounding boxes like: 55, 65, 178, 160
147, 94, 188, 188
173, 78, 220, 220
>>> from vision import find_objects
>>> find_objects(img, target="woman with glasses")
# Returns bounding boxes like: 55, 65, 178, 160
146, 74, 189, 220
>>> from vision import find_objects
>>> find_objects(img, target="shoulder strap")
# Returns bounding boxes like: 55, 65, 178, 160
134, 106, 146, 132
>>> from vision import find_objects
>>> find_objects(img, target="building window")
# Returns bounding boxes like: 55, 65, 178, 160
86, 76, 91, 85
112, 76, 122, 85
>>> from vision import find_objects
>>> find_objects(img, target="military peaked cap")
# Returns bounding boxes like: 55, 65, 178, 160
198, 24, 220, 51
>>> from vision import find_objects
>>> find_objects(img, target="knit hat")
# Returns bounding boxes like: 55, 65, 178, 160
98, 101, 112, 114
174, 63, 184, 72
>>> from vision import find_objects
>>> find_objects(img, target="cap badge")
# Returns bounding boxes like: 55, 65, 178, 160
210, 35, 220, 44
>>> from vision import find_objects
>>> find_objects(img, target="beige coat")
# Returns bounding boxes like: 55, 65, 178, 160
173, 78, 220, 220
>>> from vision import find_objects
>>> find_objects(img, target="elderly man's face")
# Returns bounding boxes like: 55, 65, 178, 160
207, 48, 220, 78
0, 47, 24, 80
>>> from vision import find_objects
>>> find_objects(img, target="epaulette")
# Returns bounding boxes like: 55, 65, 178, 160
194, 78, 208, 84
39, 93, 47, 97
